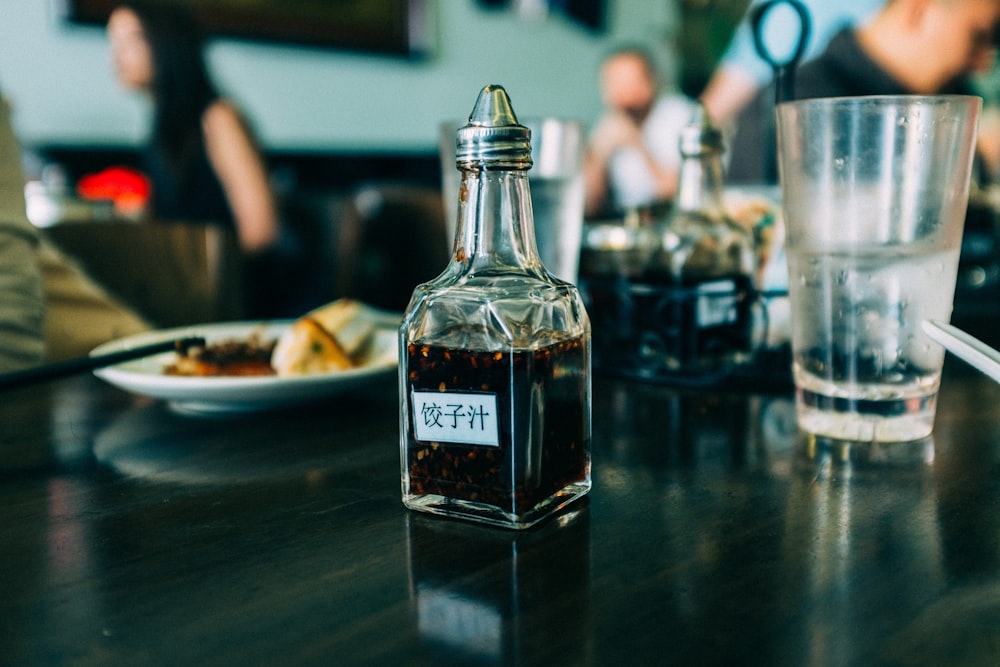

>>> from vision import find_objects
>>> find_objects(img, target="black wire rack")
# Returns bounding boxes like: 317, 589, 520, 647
579, 276, 793, 393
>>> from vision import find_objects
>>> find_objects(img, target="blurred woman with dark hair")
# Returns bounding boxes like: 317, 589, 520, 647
108, 2, 295, 316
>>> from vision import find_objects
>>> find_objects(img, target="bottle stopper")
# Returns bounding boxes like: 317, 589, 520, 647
456, 84, 532, 169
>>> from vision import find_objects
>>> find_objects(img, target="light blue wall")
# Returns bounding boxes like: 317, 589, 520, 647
0, 1, 681, 152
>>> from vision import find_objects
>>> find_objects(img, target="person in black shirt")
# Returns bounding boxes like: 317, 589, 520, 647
107, 2, 311, 317
727, 0, 1000, 184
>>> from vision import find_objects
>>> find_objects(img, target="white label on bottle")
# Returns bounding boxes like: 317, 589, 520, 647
696, 279, 737, 328
411, 391, 500, 446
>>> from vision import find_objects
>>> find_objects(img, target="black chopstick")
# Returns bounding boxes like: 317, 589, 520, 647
0, 336, 206, 392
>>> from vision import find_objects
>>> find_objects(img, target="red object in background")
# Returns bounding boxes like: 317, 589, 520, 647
77, 166, 151, 214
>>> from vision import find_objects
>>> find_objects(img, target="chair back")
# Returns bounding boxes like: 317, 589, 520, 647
334, 183, 450, 312
44, 220, 244, 327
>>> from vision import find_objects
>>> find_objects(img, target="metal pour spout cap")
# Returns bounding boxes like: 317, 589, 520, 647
456, 84, 532, 169
678, 102, 723, 158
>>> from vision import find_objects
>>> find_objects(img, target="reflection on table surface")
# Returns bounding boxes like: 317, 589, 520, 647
1, 362, 999, 666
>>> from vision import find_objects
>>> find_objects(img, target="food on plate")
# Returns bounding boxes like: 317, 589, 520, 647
271, 299, 376, 376
165, 334, 276, 376
725, 189, 781, 282
164, 299, 379, 378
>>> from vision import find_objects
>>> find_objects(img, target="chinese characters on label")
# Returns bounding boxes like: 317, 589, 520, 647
411, 391, 500, 446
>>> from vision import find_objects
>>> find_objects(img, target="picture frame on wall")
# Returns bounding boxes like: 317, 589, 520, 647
57, 0, 433, 58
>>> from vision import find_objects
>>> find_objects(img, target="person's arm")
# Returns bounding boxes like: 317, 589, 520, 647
582, 113, 626, 217
637, 142, 679, 205
0, 230, 44, 371
583, 111, 679, 217
582, 148, 611, 219
0, 100, 45, 371
201, 100, 279, 254
699, 66, 761, 126
977, 107, 1000, 182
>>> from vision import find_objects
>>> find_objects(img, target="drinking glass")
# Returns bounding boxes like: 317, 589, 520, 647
776, 95, 980, 445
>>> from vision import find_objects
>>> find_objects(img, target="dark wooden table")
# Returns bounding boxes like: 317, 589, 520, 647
2, 360, 999, 666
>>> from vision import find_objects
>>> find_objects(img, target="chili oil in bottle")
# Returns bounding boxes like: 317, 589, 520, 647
398, 85, 592, 529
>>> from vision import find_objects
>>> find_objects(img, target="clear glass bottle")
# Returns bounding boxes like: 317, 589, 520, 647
647, 104, 756, 372
399, 85, 592, 529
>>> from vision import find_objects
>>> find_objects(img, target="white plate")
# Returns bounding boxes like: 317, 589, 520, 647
91, 317, 400, 415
